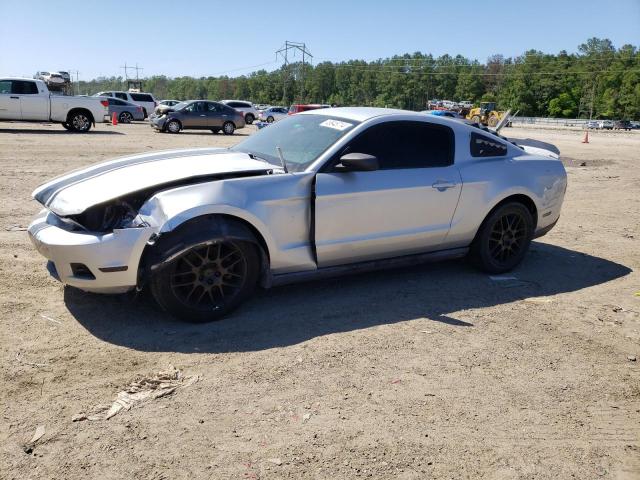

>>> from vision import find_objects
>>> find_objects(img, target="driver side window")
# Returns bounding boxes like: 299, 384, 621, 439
334, 121, 454, 170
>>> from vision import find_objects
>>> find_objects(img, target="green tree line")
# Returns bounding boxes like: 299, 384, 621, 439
78, 38, 640, 119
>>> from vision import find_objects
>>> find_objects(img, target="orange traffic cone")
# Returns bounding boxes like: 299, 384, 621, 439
582, 131, 589, 143
112, 112, 118, 126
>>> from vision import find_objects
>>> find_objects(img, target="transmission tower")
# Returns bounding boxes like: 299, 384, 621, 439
276, 41, 313, 104
120, 62, 144, 91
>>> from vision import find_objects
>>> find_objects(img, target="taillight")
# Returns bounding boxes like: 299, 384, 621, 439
100, 100, 109, 107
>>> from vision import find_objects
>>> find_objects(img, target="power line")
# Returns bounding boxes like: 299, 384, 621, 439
276, 41, 313, 102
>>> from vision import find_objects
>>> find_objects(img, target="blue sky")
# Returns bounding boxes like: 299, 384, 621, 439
1, 0, 638, 80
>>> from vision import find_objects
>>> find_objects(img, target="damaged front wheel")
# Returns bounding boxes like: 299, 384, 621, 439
150, 240, 259, 322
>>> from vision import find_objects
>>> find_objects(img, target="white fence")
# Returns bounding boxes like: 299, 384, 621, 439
511, 116, 590, 127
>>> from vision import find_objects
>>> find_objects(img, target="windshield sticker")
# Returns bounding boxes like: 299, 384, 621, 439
319, 119, 353, 131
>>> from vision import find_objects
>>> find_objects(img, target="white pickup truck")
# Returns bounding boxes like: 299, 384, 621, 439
0, 78, 108, 132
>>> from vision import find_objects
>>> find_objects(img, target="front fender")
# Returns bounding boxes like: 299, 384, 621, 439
137, 173, 317, 275
138, 214, 271, 288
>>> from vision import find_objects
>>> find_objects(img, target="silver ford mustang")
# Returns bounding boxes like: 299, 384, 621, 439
28, 108, 567, 322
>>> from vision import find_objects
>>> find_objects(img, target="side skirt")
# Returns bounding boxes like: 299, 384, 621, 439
269, 247, 469, 287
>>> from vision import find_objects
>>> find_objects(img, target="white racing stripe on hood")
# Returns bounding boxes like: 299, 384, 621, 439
34, 149, 272, 216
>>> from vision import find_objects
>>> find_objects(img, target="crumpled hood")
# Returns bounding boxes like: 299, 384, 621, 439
33, 148, 272, 216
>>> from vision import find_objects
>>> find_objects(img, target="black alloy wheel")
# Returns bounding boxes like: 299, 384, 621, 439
470, 202, 534, 273
150, 240, 259, 322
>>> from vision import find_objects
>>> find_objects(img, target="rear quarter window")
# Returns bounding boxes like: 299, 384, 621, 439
130, 93, 154, 102
470, 132, 507, 157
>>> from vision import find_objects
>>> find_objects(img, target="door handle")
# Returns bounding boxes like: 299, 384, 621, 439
10, 96, 19, 99
432, 180, 457, 191
199, 114, 206, 117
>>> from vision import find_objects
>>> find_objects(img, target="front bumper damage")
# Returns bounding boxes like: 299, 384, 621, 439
28, 209, 155, 294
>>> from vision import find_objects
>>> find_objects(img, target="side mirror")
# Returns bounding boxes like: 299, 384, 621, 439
335, 153, 379, 172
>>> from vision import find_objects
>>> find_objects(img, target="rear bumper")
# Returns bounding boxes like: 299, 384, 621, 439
28, 209, 154, 293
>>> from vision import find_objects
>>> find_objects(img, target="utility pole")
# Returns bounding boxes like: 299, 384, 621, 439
69, 70, 80, 95
589, 76, 596, 120
276, 41, 313, 104
120, 62, 144, 91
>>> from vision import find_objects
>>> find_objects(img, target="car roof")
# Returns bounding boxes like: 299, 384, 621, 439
299, 106, 423, 122
1, 77, 42, 81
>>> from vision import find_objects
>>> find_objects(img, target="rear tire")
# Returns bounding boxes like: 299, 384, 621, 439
488, 115, 499, 127
471, 115, 481, 124
470, 202, 534, 274
245, 113, 254, 125
222, 121, 235, 135
267, 116, 274, 123
150, 240, 259, 323
68, 111, 92, 132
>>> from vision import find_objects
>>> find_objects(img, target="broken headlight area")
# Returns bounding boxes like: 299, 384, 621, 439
65, 200, 148, 232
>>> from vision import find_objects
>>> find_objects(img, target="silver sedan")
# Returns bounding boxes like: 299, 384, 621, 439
28, 108, 567, 322
103, 96, 145, 123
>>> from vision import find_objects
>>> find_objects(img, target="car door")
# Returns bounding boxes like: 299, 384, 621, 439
180, 101, 207, 128
0, 80, 20, 119
314, 120, 462, 267
205, 102, 224, 128
108, 98, 122, 117
11, 80, 48, 121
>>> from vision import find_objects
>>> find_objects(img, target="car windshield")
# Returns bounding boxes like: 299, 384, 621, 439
231, 114, 359, 172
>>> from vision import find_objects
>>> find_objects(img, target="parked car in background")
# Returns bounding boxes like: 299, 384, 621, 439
586, 120, 600, 129
103, 97, 144, 123
158, 100, 181, 108
258, 106, 288, 123
459, 100, 473, 109
422, 110, 463, 119
599, 120, 614, 130
220, 100, 258, 124
614, 120, 632, 131
28, 107, 566, 322
56, 71, 71, 83
288, 104, 331, 115
93, 91, 157, 118
0, 78, 107, 131
150, 100, 245, 134
254, 103, 270, 111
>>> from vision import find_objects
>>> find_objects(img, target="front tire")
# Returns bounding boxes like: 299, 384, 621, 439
119, 111, 133, 123
150, 240, 259, 323
470, 202, 534, 274
266, 116, 274, 123
166, 119, 181, 133
222, 121, 235, 135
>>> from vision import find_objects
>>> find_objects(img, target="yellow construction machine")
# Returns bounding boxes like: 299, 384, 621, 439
466, 102, 505, 127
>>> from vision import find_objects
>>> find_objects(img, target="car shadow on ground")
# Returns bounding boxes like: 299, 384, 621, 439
64, 242, 631, 353
0, 128, 124, 135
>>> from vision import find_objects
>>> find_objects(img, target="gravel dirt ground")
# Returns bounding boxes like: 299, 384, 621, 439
0, 121, 638, 479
